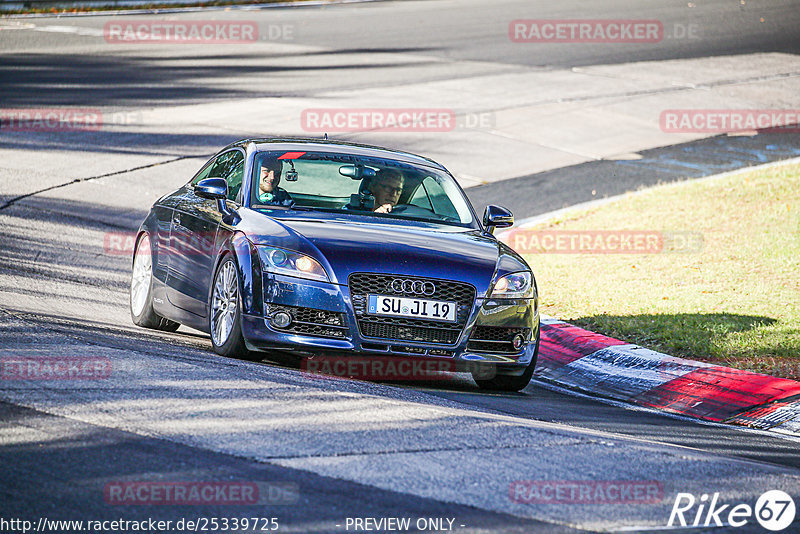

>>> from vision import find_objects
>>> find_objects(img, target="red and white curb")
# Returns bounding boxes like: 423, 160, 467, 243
495, 158, 800, 435
535, 316, 800, 435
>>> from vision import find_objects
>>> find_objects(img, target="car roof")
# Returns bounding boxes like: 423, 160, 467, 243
223, 137, 447, 171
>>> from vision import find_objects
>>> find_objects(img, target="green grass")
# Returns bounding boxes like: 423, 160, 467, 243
520, 162, 800, 379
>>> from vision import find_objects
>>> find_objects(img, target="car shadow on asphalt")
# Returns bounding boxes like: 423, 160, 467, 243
6, 308, 800, 472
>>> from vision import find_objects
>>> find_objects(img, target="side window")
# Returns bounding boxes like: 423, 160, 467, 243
409, 180, 433, 210
190, 159, 214, 185
409, 176, 459, 219
204, 150, 245, 202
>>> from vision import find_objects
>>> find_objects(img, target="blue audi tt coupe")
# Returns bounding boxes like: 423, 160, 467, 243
130, 138, 540, 391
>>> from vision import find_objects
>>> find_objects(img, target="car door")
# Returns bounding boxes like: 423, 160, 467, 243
166, 149, 244, 317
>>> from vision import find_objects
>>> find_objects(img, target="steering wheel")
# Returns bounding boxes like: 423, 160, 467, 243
388, 204, 444, 219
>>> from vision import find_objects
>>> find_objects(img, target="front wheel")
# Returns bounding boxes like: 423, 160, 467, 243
209, 256, 249, 358
130, 233, 180, 332
472, 333, 539, 392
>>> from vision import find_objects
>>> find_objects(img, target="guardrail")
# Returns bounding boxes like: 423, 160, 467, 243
0, 0, 219, 11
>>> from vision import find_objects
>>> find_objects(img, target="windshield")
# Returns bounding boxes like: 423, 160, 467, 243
249, 150, 477, 228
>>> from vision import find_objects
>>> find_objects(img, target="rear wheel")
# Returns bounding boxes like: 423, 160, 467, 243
473, 333, 539, 392
130, 233, 180, 332
210, 256, 249, 358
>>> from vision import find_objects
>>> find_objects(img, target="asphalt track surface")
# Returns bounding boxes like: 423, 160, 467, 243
2, 1, 800, 532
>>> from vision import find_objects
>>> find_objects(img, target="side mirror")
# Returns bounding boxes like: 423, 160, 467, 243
483, 205, 514, 235
194, 177, 227, 200
194, 177, 233, 217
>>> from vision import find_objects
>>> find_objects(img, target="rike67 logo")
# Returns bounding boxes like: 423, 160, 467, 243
669, 490, 796, 531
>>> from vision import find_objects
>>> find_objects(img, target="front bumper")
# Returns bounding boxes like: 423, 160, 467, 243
240, 273, 539, 371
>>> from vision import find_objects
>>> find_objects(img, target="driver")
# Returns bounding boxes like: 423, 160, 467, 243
258, 157, 293, 206
370, 168, 404, 213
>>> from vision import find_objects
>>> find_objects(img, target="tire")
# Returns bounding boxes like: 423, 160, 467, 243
209, 255, 249, 358
130, 233, 181, 332
473, 332, 540, 392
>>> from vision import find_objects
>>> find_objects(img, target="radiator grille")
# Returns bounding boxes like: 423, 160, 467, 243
349, 273, 475, 345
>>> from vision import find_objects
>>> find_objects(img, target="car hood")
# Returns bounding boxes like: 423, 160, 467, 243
243, 213, 501, 296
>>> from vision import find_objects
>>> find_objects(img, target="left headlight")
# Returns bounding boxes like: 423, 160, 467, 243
490, 271, 534, 299
256, 246, 330, 283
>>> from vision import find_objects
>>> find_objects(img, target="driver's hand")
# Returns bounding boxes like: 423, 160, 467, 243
374, 203, 393, 213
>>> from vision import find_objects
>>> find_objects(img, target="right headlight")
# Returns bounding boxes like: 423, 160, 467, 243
256, 246, 330, 283
490, 271, 534, 299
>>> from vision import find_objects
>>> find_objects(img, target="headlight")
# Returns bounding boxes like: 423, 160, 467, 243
490, 271, 533, 298
256, 246, 330, 283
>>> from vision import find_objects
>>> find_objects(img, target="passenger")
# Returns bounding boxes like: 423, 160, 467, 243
258, 157, 293, 206
369, 168, 404, 213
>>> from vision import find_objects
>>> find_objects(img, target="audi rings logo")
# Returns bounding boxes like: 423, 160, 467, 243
389, 279, 436, 296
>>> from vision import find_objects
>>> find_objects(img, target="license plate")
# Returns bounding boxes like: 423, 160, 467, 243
367, 295, 457, 322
